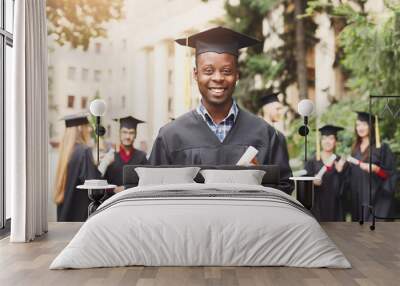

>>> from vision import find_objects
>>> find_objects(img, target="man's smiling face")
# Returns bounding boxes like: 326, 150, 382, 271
194, 52, 239, 107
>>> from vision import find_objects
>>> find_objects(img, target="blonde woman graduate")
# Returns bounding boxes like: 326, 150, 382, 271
54, 113, 101, 222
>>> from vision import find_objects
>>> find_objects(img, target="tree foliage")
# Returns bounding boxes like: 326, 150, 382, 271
221, 0, 280, 112
307, 0, 400, 97
203, 0, 318, 113
47, 0, 124, 50
287, 0, 400, 165
234, 0, 318, 112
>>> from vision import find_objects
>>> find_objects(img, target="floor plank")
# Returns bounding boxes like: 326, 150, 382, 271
0, 222, 399, 286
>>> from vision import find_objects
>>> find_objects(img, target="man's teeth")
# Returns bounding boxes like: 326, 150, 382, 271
210, 88, 224, 93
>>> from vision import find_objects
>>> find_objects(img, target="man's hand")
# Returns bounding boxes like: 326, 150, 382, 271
98, 149, 115, 176
249, 157, 259, 166
359, 162, 379, 173
314, 179, 322, 186
359, 162, 370, 172
103, 149, 115, 165
113, 186, 125, 193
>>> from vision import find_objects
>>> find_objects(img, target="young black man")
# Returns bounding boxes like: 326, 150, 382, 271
148, 27, 293, 194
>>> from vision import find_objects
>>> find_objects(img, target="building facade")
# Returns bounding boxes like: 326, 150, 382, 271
48, 0, 226, 153
48, 0, 386, 151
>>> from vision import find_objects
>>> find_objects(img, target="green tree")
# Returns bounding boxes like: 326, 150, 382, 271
285, 0, 400, 169
294, 0, 309, 99
202, 0, 317, 112
306, 0, 400, 97
302, 0, 400, 157
47, 0, 124, 50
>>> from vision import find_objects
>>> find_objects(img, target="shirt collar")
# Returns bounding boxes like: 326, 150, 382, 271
119, 145, 134, 163
196, 100, 239, 125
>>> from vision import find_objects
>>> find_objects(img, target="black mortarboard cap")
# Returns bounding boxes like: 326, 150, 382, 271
260, 92, 280, 106
356, 111, 375, 124
175, 26, 261, 56
318, 124, 344, 136
113, 116, 145, 129
61, 113, 89, 128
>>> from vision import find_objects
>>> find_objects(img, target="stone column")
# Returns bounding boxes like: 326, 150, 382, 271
152, 41, 169, 141
314, 13, 336, 116
173, 43, 190, 118
131, 48, 151, 151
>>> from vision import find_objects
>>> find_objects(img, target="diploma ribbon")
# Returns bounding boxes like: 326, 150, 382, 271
315, 154, 337, 180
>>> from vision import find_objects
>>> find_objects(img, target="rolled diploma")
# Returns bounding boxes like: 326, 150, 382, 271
236, 146, 259, 166
98, 148, 115, 176
293, 169, 308, 177
315, 154, 337, 180
346, 155, 360, 165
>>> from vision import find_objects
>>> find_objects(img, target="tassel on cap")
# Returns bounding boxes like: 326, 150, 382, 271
184, 37, 192, 109
375, 115, 381, 148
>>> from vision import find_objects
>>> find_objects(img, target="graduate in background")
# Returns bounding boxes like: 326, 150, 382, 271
103, 115, 148, 193
259, 91, 291, 163
347, 112, 397, 221
260, 92, 283, 126
305, 125, 346, 221
259, 91, 291, 171
54, 114, 101, 222
149, 27, 293, 194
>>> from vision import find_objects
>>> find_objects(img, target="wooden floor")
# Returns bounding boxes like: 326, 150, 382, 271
0, 222, 399, 286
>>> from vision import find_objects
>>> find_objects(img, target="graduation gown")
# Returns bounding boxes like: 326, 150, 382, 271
105, 148, 148, 186
57, 143, 101, 222
149, 108, 294, 194
305, 156, 345, 221
348, 143, 397, 221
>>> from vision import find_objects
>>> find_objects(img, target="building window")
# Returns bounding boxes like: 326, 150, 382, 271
168, 96, 174, 114
1, 0, 15, 229
107, 124, 111, 138
107, 96, 113, 111
94, 70, 102, 82
5, 0, 15, 33
122, 39, 127, 51
81, 96, 88, 109
49, 123, 54, 139
68, 66, 76, 80
48, 66, 54, 76
82, 68, 89, 81
122, 67, 126, 79
95, 43, 101, 54
168, 70, 173, 84
67, 95, 75, 108
121, 95, 126, 108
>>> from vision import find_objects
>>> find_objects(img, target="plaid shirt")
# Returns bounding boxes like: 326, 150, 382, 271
196, 101, 239, 142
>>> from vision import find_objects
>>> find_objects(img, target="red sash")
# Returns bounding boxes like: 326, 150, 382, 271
119, 145, 134, 163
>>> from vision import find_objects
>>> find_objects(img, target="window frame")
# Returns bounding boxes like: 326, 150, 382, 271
67, 95, 75, 108
95, 42, 101, 54
94, 69, 102, 82
67, 66, 76, 80
81, 68, 89, 81
81, 96, 88, 109
1, 0, 15, 231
